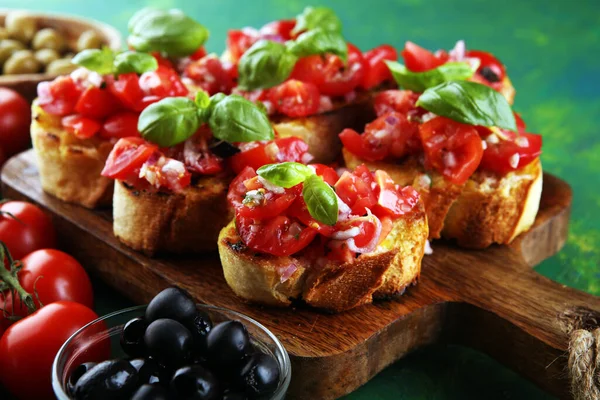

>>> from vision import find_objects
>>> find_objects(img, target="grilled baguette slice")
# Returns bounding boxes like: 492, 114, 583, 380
218, 200, 428, 313
30, 101, 114, 208
343, 149, 542, 248
113, 176, 233, 255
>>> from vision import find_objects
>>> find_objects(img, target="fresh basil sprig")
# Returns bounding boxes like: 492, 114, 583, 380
292, 6, 342, 35
138, 93, 274, 147
257, 162, 338, 225
128, 8, 209, 57
72, 48, 157, 76
416, 80, 517, 131
237, 40, 298, 91
286, 28, 347, 62
385, 60, 478, 92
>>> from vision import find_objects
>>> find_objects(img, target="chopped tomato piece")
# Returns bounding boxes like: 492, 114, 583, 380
101, 137, 158, 181
237, 215, 317, 256
259, 19, 296, 41
269, 80, 320, 117
37, 76, 82, 116
107, 73, 145, 112
61, 115, 101, 139
237, 186, 300, 220
75, 87, 119, 119
312, 164, 339, 186
289, 55, 326, 86
185, 55, 235, 95
361, 44, 398, 90
189, 47, 207, 61
334, 170, 377, 216
183, 133, 224, 175
466, 50, 506, 83
229, 137, 310, 174
151, 52, 175, 69
99, 112, 140, 140
227, 166, 257, 209
139, 65, 188, 98
226, 28, 259, 64
479, 132, 542, 174
373, 170, 420, 217
140, 157, 192, 192
401, 41, 448, 72
318, 43, 366, 97
373, 89, 420, 117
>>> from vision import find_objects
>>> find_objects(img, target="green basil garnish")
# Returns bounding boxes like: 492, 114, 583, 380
416, 80, 517, 131
128, 8, 209, 57
72, 48, 114, 75
257, 162, 314, 188
237, 40, 298, 91
138, 97, 202, 147
209, 95, 274, 142
302, 174, 338, 226
72, 48, 157, 75
385, 60, 478, 92
292, 6, 342, 35
114, 51, 158, 75
286, 28, 347, 62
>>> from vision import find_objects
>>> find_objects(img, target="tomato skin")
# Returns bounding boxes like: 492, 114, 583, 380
361, 44, 398, 90
0, 301, 100, 400
74, 87, 119, 119
37, 76, 82, 116
0, 201, 56, 260
185, 55, 235, 95
318, 43, 366, 97
259, 19, 296, 40
229, 137, 310, 175
479, 132, 542, 174
269, 79, 320, 117
139, 65, 189, 98
227, 166, 257, 209
99, 112, 140, 140
61, 115, 102, 139
289, 55, 326, 86
237, 188, 299, 219
373, 89, 420, 117
227, 28, 259, 64
101, 137, 158, 180
188, 46, 207, 61
466, 50, 506, 82
312, 164, 339, 186
401, 41, 447, 72
0, 88, 31, 156
107, 73, 145, 112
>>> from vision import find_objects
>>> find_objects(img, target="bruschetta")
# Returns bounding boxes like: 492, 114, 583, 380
218, 162, 428, 312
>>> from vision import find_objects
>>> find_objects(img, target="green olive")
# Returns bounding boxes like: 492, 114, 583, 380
34, 48, 60, 66
45, 58, 77, 75
76, 30, 103, 51
32, 28, 65, 51
5, 11, 37, 43
0, 39, 26, 65
3, 49, 41, 74
0, 28, 9, 41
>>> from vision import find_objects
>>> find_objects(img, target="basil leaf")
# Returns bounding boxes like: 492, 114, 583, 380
195, 90, 210, 109
114, 51, 158, 75
385, 60, 477, 92
302, 175, 338, 226
209, 95, 274, 143
292, 6, 342, 35
417, 81, 517, 131
72, 48, 115, 74
128, 8, 209, 57
286, 29, 347, 62
257, 162, 314, 188
237, 40, 298, 91
138, 97, 201, 147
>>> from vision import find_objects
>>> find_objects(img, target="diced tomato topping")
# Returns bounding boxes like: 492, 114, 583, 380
466, 50, 506, 83
318, 43, 366, 97
61, 115, 101, 139
107, 73, 146, 112
289, 55, 326, 86
259, 19, 296, 41
140, 157, 192, 192
226, 28, 259, 64
229, 137, 310, 175
101, 137, 158, 181
361, 44, 398, 90
188, 47, 208, 61
75, 87, 120, 119
372, 170, 420, 217
373, 89, 421, 117
150, 52, 175, 69
311, 164, 339, 186
37, 76, 82, 116
401, 41, 448, 72
479, 132, 542, 174
269, 79, 320, 117
227, 166, 258, 209
100, 112, 140, 140
237, 185, 300, 220
334, 170, 377, 216
139, 65, 188, 98
185, 55, 235, 95
183, 132, 225, 175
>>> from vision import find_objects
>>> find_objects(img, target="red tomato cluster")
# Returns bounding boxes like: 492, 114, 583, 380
0, 201, 99, 399
0, 88, 31, 165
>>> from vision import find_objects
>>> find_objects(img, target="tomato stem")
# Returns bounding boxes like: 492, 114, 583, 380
0, 242, 36, 314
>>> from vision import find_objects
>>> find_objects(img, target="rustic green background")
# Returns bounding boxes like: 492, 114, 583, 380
4, 0, 598, 398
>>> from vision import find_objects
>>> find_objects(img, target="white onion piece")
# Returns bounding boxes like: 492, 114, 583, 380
449, 40, 466, 61
331, 226, 361, 240
424, 240, 433, 255
258, 176, 285, 194
336, 194, 352, 221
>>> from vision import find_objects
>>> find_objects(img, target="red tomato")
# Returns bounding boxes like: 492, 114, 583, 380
0, 88, 31, 156
466, 50, 506, 82
237, 187, 300, 220
185, 55, 235, 95
0, 201, 56, 260
334, 169, 377, 216
61, 115, 102, 139
318, 43, 366, 97
74, 87, 119, 119
227, 28, 259, 63
229, 137, 310, 174
99, 112, 140, 140
373, 89, 420, 116
107, 73, 145, 112
37, 76, 82, 116
150, 52, 175, 69
286, 197, 336, 237
372, 170, 420, 217
183, 139, 224, 175
479, 132, 542, 174
101, 137, 158, 180
0, 301, 100, 399
269, 80, 320, 117
259, 19, 296, 40
227, 166, 257, 209
139, 65, 188, 98
289, 55, 325, 87
361, 44, 398, 90
188, 46, 207, 61
401, 41, 447, 72
312, 164, 339, 186
237, 215, 317, 256
419, 117, 484, 185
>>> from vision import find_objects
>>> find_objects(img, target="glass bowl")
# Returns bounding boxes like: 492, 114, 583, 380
52, 304, 291, 399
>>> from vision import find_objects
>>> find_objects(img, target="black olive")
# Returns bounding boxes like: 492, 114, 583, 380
144, 318, 194, 368
209, 140, 240, 158
73, 359, 138, 400
67, 362, 97, 396
206, 321, 250, 371
222, 389, 249, 400
188, 310, 213, 355
145, 287, 198, 326
120, 317, 147, 357
131, 383, 170, 400
479, 66, 500, 83
236, 353, 280, 397
170, 365, 220, 400
129, 358, 164, 385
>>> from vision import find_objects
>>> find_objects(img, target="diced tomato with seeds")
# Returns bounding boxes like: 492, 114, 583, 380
61, 115, 101, 139
37, 76, 82, 116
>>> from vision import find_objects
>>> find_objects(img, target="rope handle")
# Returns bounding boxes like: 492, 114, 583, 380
569, 328, 600, 400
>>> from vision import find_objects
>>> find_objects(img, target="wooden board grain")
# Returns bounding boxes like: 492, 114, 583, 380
3, 150, 599, 399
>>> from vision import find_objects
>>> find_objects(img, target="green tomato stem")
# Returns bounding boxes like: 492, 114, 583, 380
0, 242, 36, 314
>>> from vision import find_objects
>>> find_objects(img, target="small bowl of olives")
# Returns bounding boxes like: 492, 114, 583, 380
0, 9, 122, 101
52, 288, 291, 400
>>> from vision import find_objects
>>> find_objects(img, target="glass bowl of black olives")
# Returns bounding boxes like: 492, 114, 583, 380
52, 287, 291, 400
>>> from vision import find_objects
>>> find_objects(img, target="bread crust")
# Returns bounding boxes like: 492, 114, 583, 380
30, 102, 114, 208
113, 176, 233, 255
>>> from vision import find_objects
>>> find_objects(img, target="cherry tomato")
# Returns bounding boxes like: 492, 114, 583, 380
185, 55, 235, 95
99, 112, 140, 140
237, 215, 317, 256
107, 73, 146, 112
226, 28, 259, 64
466, 50, 506, 83
318, 43, 366, 97
0, 301, 100, 399
372, 170, 420, 217
259, 19, 296, 40
373, 89, 420, 117
150, 52, 175, 69
269, 79, 320, 117
361, 44, 398, 90
335, 169, 378, 216
401, 41, 448, 72
0, 201, 56, 260
289, 55, 326, 86
74, 87, 119, 119
61, 115, 102, 139
139, 65, 188, 98
479, 132, 542, 174
227, 166, 257, 209
0, 88, 30, 156
419, 117, 484, 185
37, 76, 82, 116
237, 187, 300, 220
188, 46, 207, 61
311, 164, 339, 186
101, 137, 158, 180
229, 137, 310, 174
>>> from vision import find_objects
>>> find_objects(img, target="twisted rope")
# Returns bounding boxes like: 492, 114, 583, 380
569, 328, 600, 400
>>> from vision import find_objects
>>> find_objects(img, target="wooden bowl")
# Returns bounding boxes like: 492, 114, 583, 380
0, 9, 122, 102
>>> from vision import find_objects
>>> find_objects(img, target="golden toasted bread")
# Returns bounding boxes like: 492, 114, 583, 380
343, 148, 542, 248
113, 177, 233, 255
218, 200, 428, 313
30, 101, 114, 208
500, 77, 516, 105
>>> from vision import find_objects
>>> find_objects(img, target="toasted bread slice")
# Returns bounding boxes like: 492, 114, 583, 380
113, 177, 233, 255
343, 148, 542, 248
30, 101, 114, 208
218, 200, 428, 313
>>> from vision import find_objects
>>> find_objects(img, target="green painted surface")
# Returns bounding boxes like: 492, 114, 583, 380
4, 0, 598, 398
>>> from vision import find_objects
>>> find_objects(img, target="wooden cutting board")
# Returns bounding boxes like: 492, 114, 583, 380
3, 150, 599, 399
